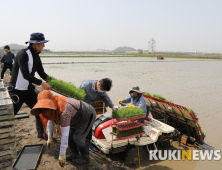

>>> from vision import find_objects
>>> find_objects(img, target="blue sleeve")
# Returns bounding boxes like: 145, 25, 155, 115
101, 92, 114, 108
123, 96, 131, 103
1, 54, 5, 63
12, 53, 15, 60
77, 83, 82, 89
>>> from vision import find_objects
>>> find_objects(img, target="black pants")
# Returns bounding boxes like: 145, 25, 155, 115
68, 105, 96, 158
13, 89, 38, 115
11, 88, 44, 135
1, 63, 12, 79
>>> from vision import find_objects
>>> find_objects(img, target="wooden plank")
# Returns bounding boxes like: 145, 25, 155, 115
0, 125, 15, 134
0, 115, 14, 121
0, 143, 15, 151
0, 138, 16, 145
0, 148, 17, 157
0, 132, 15, 139
0, 103, 13, 111
0, 161, 12, 169
0, 108, 13, 116
0, 120, 14, 128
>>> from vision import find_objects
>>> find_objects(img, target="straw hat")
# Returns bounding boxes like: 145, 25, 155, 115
31, 90, 57, 116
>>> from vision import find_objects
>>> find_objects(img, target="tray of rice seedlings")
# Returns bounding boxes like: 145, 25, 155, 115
153, 94, 167, 100
153, 94, 173, 103
143, 91, 151, 96
111, 126, 145, 140
112, 108, 146, 121
187, 108, 205, 139
112, 121, 146, 131
46, 76, 86, 100
95, 108, 107, 115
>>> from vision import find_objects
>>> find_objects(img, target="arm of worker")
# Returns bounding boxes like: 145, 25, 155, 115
17, 52, 42, 85
47, 120, 54, 148
60, 126, 70, 155
1, 54, 5, 63
123, 96, 131, 103
37, 57, 48, 81
47, 120, 54, 138
101, 92, 114, 108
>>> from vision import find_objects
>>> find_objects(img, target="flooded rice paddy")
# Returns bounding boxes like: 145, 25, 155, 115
41, 57, 222, 169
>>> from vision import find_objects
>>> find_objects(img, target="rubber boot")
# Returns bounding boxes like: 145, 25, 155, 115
35, 118, 48, 140
72, 157, 88, 165
72, 141, 90, 165
80, 141, 90, 161
66, 152, 80, 161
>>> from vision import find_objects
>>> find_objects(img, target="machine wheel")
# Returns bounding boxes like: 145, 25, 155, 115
125, 146, 147, 165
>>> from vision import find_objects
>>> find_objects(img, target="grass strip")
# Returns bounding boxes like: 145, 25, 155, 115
112, 126, 144, 137
112, 108, 145, 119
47, 76, 86, 100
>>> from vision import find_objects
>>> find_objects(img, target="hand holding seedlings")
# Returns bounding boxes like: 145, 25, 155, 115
41, 81, 51, 90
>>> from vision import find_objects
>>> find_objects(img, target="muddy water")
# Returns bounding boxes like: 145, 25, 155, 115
42, 58, 222, 170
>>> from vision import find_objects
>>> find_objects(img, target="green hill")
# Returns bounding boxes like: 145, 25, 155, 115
0, 43, 27, 50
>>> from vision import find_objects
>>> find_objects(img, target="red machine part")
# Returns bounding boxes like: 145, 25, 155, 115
93, 100, 108, 115
94, 119, 118, 139
112, 121, 146, 131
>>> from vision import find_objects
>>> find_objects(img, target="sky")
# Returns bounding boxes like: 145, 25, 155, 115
0, 0, 222, 53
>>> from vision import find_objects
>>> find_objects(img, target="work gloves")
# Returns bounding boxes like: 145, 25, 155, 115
47, 138, 53, 148
112, 106, 118, 111
126, 104, 135, 108
118, 99, 124, 104
59, 154, 66, 167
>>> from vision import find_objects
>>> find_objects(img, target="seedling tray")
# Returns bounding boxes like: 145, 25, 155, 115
115, 115, 146, 121
13, 144, 44, 170
111, 131, 145, 140
112, 121, 146, 131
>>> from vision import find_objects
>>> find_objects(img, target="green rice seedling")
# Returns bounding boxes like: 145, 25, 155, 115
113, 126, 144, 137
112, 108, 145, 119
95, 108, 107, 114
153, 94, 166, 100
143, 91, 151, 96
92, 102, 104, 107
187, 108, 197, 117
47, 76, 86, 100
187, 108, 205, 139
166, 100, 174, 103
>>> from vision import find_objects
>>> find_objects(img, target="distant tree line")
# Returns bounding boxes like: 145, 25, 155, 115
113, 46, 136, 53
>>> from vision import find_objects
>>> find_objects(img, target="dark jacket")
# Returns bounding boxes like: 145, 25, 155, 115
9, 45, 48, 90
1, 51, 15, 63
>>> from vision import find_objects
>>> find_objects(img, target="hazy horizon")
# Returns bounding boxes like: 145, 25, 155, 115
0, 0, 222, 53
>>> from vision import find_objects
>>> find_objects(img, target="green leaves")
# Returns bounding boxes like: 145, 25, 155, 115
153, 94, 167, 100
112, 126, 144, 137
112, 108, 145, 119
46, 76, 86, 100
143, 91, 151, 96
